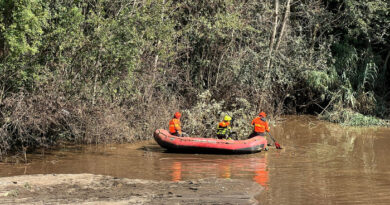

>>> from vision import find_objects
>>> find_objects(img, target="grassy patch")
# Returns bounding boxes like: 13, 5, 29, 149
320, 109, 389, 127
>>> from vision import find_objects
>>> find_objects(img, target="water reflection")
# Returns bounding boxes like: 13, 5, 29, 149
218, 160, 231, 179
253, 156, 268, 188
171, 161, 182, 182
167, 155, 269, 188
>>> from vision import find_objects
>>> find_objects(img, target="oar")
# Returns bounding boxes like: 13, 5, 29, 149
267, 132, 282, 149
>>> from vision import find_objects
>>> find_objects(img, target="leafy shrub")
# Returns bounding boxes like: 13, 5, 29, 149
182, 90, 260, 139
320, 108, 389, 127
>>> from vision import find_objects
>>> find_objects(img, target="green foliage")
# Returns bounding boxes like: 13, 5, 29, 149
320, 108, 389, 127
182, 90, 224, 137
343, 0, 390, 44
303, 0, 389, 116
182, 90, 258, 139
0, 0, 48, 57
305, 70, 336, 96
0, 0, 49, 95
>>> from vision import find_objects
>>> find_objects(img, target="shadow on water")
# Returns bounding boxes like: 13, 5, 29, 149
137, 145, 166, 153
158, 149, 264, 155
139, 144, 262, 155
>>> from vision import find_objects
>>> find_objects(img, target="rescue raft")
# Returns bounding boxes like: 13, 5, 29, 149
153, 129, 268, 154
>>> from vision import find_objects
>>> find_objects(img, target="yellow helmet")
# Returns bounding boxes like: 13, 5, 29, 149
223, 115, 232, 121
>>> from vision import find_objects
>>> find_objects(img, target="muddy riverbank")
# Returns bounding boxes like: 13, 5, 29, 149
0, 174, 262, 204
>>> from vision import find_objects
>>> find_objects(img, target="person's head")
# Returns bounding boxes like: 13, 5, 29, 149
258, 112, 266, 118
223, 115, 232, 122
174, 112, 181, 119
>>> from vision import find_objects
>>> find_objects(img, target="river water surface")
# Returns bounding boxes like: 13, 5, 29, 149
1, 115, 389, 204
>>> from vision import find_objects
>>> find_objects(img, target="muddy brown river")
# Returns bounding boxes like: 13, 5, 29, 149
1, 115, 390, 204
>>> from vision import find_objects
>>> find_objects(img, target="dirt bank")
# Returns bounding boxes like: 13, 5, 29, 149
0, 174, 263, 204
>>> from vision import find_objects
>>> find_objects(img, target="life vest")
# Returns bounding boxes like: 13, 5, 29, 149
217, 121, 231, 135
251, 117, 270, 133
169, 118, 181, 134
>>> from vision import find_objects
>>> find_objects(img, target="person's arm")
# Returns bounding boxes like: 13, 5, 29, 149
176, 124, 182, 135
251, 119, 256, 131
174, 119, 182, 135
265, 121, 270, 132
251, 118, 258, 131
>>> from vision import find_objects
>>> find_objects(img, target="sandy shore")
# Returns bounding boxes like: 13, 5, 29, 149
0, 174, 263, 204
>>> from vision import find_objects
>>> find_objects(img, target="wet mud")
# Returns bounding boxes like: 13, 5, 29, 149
0, 174, 262, 204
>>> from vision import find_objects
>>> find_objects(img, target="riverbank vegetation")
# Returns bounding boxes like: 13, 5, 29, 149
1, 0, 389, 160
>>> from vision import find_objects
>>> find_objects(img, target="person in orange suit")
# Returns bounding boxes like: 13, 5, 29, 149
169, 112, 188, 137
249, 112, 282, 149
248, 112, 270, 138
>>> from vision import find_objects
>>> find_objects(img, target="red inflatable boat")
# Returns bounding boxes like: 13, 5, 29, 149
153, 129, 268, 154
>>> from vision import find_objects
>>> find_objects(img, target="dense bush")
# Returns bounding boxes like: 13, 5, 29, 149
182, 90, 259, 139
